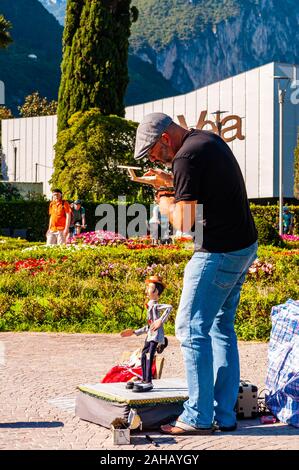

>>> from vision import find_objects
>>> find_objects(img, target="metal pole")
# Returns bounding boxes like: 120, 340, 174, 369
212, 110, 228, 137
278, 89, 285, 236
35, 163, 38, 183
215, 111, 221, 135
13, 146, 17, 182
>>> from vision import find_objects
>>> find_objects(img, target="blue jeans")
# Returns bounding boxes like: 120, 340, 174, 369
175, 241, 258, 428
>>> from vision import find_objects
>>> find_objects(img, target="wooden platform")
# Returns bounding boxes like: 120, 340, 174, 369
75, 378, 188, 430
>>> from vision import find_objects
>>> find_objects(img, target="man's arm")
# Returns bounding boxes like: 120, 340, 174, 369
47, 206, 52, 233
64, 212, 71, 235
81, 210, 86, 227
158, 196, 197, 233
157, 154, 199, 232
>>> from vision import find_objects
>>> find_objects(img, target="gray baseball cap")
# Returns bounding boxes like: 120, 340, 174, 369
134, 112, 173, 160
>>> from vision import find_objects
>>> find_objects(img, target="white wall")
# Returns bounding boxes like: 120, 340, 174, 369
1, 115, 57, 197
273, 63, 299, 198
1, 62, 298, 199
126, 62, 299, 199
0, 81, 4, 105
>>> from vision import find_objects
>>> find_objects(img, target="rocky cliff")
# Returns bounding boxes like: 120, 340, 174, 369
39, 0, 65, 25
131, 0, 299, 93
39, 0, 299, 94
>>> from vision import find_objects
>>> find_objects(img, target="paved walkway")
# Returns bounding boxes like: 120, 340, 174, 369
0, 333, 298, 450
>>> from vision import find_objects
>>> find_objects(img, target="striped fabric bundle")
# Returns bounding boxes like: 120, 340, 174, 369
265, 299, 299, 428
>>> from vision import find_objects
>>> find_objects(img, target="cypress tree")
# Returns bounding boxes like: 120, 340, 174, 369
57, 0, 138, 132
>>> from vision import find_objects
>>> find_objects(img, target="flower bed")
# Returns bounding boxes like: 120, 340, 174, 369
0, 236, 298, 340
281, 234, 299, 241
69, 230, 125, 246
70, 230, 185, 250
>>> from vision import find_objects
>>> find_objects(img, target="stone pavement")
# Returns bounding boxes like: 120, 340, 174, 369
0, 332, 298, 450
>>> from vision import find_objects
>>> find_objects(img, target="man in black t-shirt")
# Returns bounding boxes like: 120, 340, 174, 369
133, 113, 258, 436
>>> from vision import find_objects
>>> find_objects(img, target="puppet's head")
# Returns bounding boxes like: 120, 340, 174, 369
145, 275, 165, 300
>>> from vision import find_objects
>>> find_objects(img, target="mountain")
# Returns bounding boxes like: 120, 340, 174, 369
126, 55, 179, 105
39, 0, 299, 94
0, 0, 179, 114
130, 0, 299, 93
39, 0, 65, 25
3, 0, 299, 113
0, 0, 62, 113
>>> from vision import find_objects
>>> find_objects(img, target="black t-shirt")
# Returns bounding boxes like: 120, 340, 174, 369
173, 129, 257, 252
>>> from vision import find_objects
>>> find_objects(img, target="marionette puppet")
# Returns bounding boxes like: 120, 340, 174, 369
120, 276, 172, 392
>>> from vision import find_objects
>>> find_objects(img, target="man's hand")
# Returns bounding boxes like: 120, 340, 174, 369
127, 167, 173, 189
150, 318, 163, 332
127, 168, 158, 186
120, 329, 134, 337
143, 169, 174, 189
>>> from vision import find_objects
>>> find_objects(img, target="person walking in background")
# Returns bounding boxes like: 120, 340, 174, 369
46, 189, 71, 245
133, 112, 258, 435
69, 199, 86, 238
283, 206, 294, 235
149, 194, 170, 244
148, 198, 160, 244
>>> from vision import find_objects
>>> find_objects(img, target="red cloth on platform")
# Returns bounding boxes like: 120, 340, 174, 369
100, 361, 156, 383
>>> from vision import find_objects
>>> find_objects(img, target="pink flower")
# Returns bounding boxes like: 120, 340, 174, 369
281, 234, 299, 241
69, 230, 126, 246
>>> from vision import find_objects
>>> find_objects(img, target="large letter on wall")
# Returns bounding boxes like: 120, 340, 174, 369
221, 115, 245, 143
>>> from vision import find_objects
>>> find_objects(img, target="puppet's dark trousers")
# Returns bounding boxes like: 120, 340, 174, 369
141, 340, 158, 383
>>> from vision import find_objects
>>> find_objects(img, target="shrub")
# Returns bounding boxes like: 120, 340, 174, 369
0, 182, 22, 201
254, 217, 282, 246
0, 202, 298, 243
250, 204, 299, 235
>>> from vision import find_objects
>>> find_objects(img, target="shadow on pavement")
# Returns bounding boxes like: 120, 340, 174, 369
0, 421, 64, 428
131, 435, 177, 446
129, 421, 298, 441
227, 422, 299, 436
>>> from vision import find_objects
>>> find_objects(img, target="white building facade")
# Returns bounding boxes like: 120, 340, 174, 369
0, 81, 4, 105
1, 115, 57, 197
1, 62, 299, 199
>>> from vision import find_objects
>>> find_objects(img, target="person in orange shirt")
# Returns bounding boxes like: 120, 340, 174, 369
46, 189, 72, 245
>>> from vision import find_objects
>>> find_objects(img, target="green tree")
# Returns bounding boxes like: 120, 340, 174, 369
0, 105, 13, 142
57, 0, 138, 132
51, 108, 151, 201
18, 92, 57, 117
0, 14, 12, 49
0, 106, 13, 120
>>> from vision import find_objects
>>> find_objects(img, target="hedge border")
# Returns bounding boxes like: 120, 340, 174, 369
0, 201, 298, 242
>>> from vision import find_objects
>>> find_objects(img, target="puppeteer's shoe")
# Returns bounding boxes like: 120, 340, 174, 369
132, 382, 153, 393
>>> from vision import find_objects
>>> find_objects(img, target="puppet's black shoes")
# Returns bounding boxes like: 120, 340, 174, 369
126, 380, 142, 390
132, 382, 153, 393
